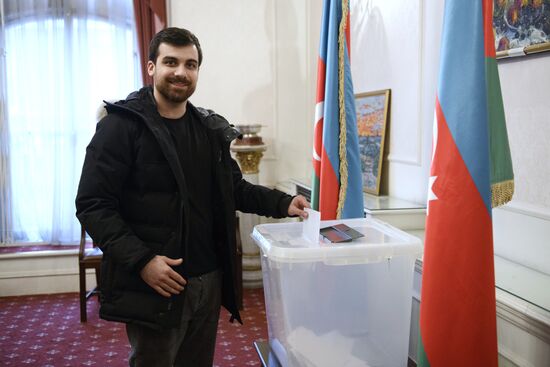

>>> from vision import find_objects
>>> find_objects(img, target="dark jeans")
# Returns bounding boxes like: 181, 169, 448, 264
126, 269, 222, 367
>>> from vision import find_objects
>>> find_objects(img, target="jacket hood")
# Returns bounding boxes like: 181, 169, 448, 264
103, 86, 241, 143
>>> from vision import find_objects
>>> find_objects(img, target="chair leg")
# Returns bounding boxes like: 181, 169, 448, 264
95, 264, 101, 295
79, 266, 87, 322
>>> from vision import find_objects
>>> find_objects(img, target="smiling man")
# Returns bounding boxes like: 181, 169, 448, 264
148, 42, 198, 116
75, 27, 309, 367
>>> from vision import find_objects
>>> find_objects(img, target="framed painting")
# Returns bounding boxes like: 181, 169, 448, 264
493, 0, 550, 58
354, 89, 390, 195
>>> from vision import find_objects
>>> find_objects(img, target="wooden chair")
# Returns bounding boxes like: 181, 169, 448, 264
79, 225, 103, 322
78, 217, 242, 320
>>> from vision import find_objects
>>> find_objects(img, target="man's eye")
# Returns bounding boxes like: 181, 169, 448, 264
165, 60, 177, 66
187, 63, 197, 70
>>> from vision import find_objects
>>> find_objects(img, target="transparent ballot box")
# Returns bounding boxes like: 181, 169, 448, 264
252, 217, 422, 367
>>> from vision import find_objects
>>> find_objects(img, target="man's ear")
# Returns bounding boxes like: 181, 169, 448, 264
147, 60, 155, 77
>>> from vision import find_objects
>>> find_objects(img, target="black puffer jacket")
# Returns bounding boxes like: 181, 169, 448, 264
75, 87, 292, 330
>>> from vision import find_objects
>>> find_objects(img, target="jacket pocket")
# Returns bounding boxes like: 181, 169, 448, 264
101, 289, 184, 330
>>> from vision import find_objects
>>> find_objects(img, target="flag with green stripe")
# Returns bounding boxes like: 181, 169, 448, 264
418, 0, 513, 365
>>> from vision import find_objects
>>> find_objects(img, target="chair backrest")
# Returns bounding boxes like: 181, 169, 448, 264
79, 225, 87, 260
79, 225, 102, 261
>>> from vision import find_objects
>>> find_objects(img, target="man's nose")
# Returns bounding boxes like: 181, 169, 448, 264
173, 64, 187, 77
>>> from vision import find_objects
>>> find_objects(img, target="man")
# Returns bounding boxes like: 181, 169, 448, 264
75, 27, 309, 366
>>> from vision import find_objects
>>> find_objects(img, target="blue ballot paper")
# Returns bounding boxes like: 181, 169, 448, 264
320, 223, 364, 243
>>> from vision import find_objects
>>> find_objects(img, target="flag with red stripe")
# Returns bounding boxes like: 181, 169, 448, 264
418, 0, 513, 366
311, 0, 364, 220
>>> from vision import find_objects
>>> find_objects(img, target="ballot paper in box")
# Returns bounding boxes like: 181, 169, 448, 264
251, 217, 422, 367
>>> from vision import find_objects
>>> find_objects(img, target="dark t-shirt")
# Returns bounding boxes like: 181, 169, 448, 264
163, 109, 218, 276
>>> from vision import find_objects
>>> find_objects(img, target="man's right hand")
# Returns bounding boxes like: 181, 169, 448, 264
140, 255, 187, 297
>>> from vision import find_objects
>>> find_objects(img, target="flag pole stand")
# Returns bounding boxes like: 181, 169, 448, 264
231, 125, 267, 289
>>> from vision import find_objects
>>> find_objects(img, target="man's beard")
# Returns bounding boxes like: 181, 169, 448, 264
155, 76, 196, 103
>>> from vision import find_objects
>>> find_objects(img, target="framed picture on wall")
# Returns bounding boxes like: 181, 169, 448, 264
493, 0, 550, 58
354, 89, 390, 195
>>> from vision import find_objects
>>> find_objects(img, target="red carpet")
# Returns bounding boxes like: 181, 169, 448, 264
0, 288, 268, 366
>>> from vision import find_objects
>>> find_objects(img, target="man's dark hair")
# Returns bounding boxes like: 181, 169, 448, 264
148, 27, 203, 65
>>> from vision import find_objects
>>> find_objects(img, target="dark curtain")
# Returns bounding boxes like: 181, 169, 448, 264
133, 0, 167, 86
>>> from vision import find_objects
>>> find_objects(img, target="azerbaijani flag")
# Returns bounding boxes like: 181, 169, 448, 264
418, 0, 514, 366
311, 0, 364, 220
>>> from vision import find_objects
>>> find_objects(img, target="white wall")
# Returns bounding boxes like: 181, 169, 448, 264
168, 0, 437, 203
350, 0, 439, 204
168, 0, 550, 213
350, 0, 550, 209
168, 0, 321, 187
498, 55, 550, 209
493, 51, 550, 284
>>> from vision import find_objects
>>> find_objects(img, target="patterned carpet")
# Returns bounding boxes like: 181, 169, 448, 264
0, 288, 268, 366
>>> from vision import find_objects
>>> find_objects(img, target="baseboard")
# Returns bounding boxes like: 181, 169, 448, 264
0, 250, 97, 296
500, 200, 550, 221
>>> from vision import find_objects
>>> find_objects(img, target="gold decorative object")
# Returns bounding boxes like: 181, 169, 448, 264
234, 149, 265, 174
231, 124, 267, 174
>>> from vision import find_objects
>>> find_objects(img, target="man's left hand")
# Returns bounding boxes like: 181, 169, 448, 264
288, 195, 310, 219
